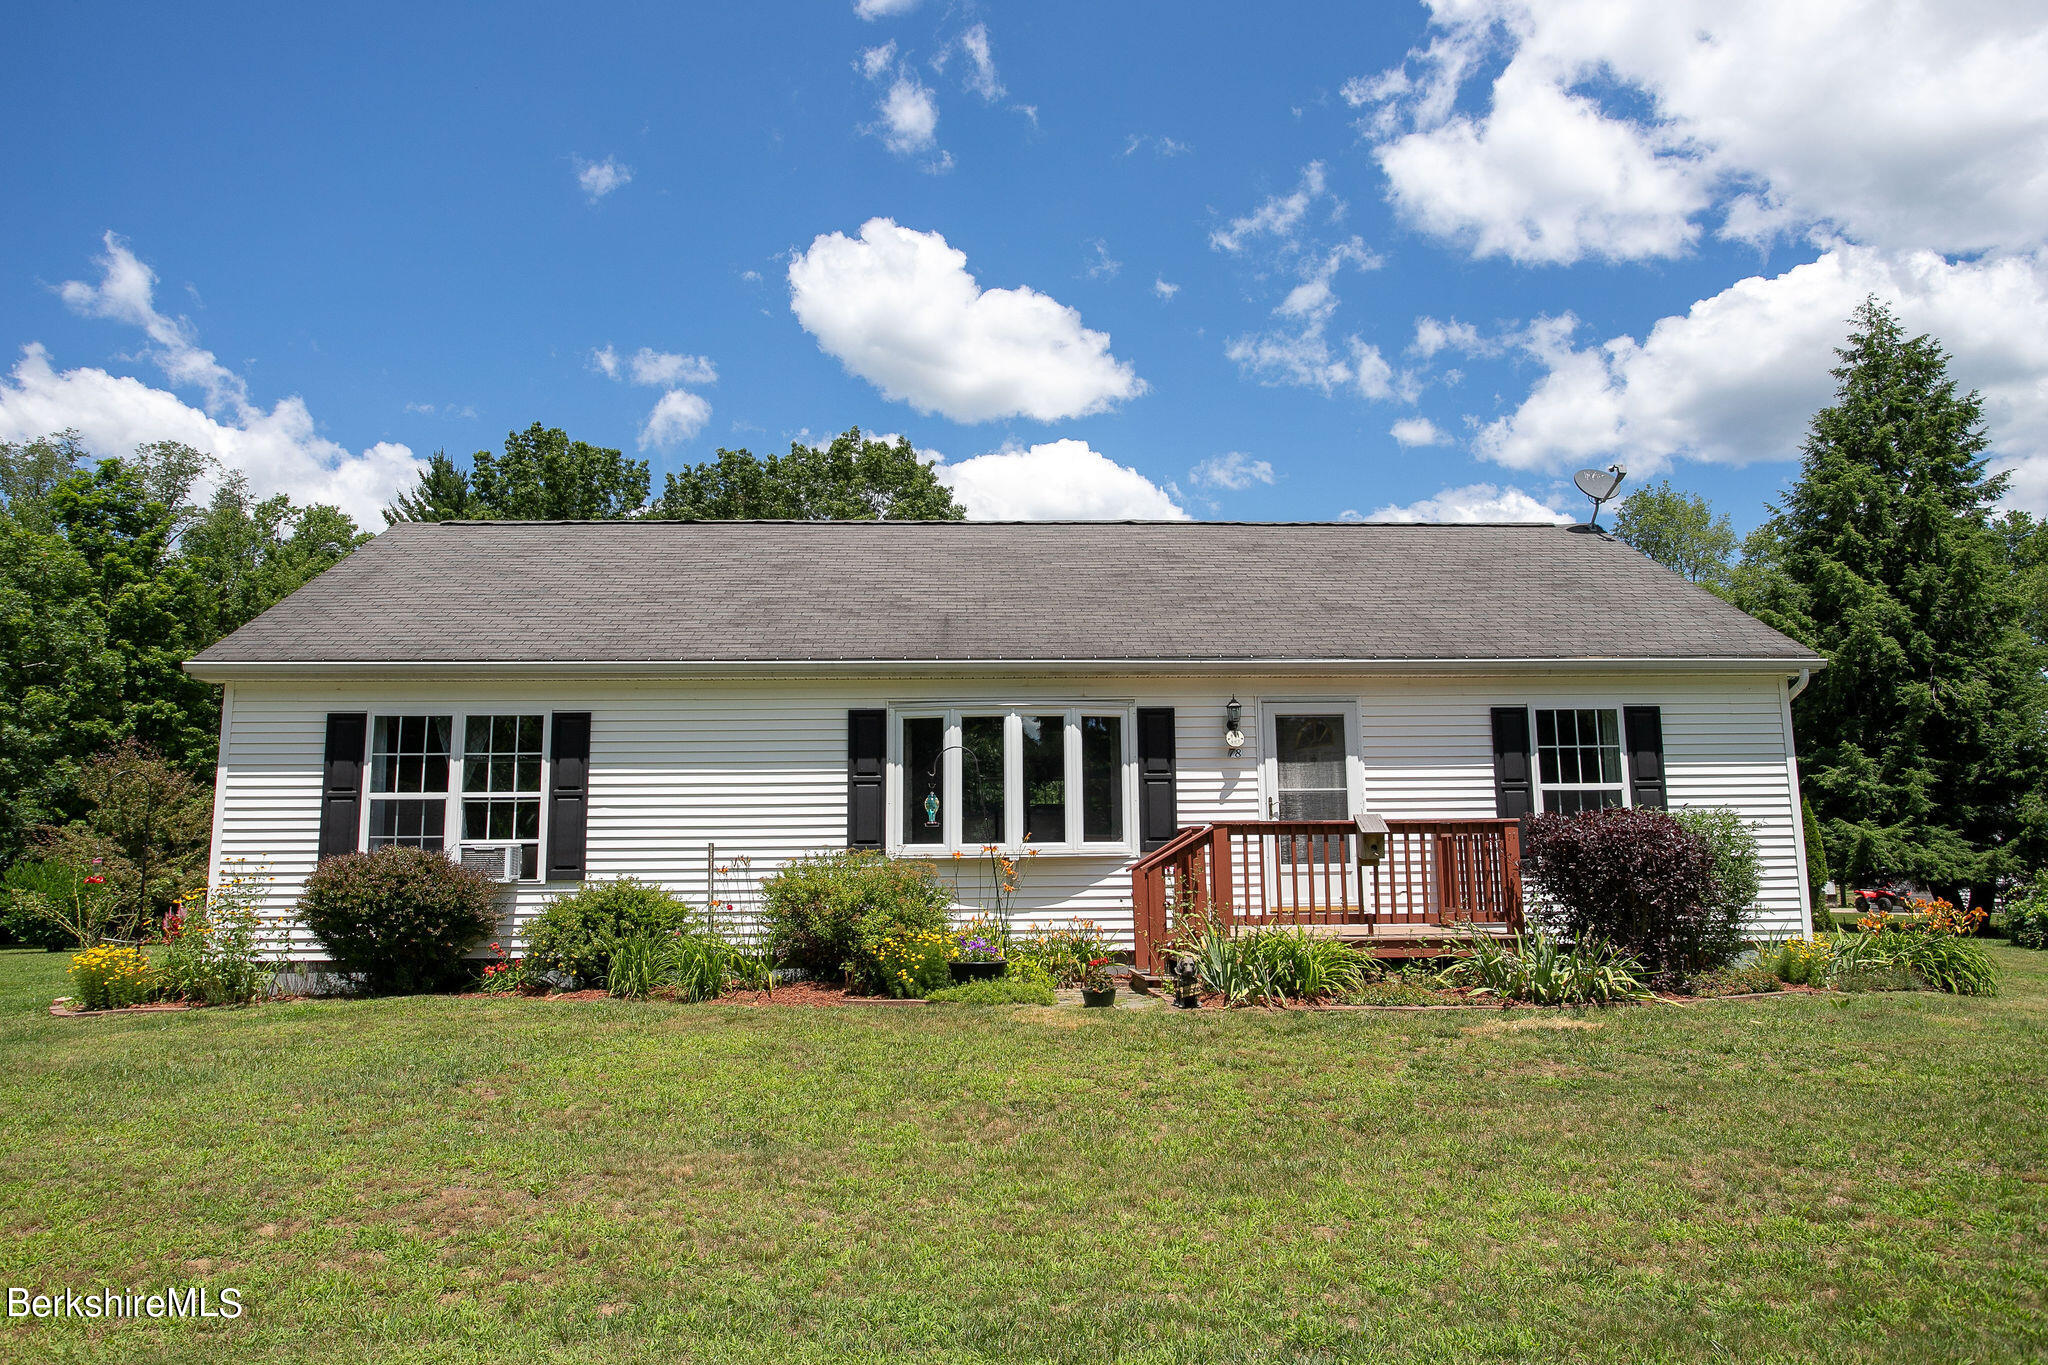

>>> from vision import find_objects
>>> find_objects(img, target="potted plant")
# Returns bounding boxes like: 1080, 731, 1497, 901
1079, 956, 1116, 1007
949, 927, 1006, 983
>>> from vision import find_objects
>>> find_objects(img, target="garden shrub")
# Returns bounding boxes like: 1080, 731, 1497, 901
1238, 927, 1365, 1000
1013, 918, 1115, 987
68, 944, 156, 1010
759, 851, 951, 986
0, 859, 90, 950
1844, 930, 1996, 996
524, 878, 696, 986
1999, 871, 2048, 949
297, 847, 497, 994
1671, 806, 1763, 967
1768, 935, 1835, 986
870, 926, 954, 998
925, 977, 1056, 1006
1436, 930, 1651, 1005
1522, 807, 1732, 974
159, 888, 267, 1005
607, 934, 664, 1000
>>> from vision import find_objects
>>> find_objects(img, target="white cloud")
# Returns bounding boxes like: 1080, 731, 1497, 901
1355, 1, 2048, 263
639, 389, 712, 451
1153, 277, 1180, 301
1472, 246, 2048, 505
854, 0, 922, 18
936, 439, 1187, 520
959, 24, 1003, 102
872, 74, 941, 157
858, 42, 897, 80
575, 156, 632, 202
1083, 239, 1121, 280
787, 218, 1146, 423
5, 235, 423, 525
1366, 483, 1572, 524
1123, 134, 1191, 158
592, 344, 716, 448
626, 348, 716, 387
1410, 316, 1494, 360
1189, 451, 1276, 491
1224, 238, 1396, 399
1210, 161, 1328, 253
1389, 417, 1449, 447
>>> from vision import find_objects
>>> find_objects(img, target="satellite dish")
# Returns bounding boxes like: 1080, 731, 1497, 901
1572, 464, 1627, 529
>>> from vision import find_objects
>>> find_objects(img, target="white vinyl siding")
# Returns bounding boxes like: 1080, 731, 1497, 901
209, 669, 1810, 959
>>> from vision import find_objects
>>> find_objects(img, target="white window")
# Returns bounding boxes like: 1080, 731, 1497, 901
365, 712, 547, 879
1534, 708, 1627, 814
894, 707, 1132, 853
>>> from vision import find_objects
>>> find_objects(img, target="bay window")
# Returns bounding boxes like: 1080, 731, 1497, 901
365, 712, 547, 879
894, 707, 1132, 852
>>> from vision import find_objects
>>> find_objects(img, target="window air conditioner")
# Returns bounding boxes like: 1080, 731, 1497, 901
459, 844, 521, 883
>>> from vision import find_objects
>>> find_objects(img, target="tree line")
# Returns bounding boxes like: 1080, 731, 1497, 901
4, 304, 2045, 915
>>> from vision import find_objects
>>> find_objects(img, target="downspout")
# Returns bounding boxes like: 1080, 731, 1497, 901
1787, 668, 1811, 702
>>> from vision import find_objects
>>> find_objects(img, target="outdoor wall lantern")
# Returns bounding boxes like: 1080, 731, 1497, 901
1224, 697, 1245, 757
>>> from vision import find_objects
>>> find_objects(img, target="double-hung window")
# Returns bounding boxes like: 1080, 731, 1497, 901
896, 707, 1132, 853
1533, 708, 1626, 813
365, 712, 546, 879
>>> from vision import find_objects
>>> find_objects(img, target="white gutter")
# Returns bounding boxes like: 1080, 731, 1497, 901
184, 654, 1830, 683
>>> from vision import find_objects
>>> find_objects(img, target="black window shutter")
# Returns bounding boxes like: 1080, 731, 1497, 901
546, 712, 592, 880
1624, 706, 1667, 809
1136, 707, 1178, 851
318, 713, 368, 860
1489, 706, 1534, 818
847, 710, 886, 848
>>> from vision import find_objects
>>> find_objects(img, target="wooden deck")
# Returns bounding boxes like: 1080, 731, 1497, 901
1130, 817, 1524, 970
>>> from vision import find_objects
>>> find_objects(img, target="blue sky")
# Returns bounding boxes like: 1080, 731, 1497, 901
6, 1, 2047, 530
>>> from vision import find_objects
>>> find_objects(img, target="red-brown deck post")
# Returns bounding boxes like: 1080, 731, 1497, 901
1502, 819, 1524, 933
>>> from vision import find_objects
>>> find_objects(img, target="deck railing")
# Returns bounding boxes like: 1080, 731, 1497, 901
1130, 817, 1524, 971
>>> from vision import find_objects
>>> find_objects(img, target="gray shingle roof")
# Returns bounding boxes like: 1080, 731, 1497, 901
184, 520, 1823, 670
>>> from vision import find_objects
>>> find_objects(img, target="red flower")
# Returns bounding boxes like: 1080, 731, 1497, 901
84, 875, 105, 885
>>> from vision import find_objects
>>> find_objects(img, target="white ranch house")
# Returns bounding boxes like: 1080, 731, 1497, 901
184, 520, 1825, 965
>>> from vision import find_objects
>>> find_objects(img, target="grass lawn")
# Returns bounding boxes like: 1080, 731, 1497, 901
1, 948, 2044, 1363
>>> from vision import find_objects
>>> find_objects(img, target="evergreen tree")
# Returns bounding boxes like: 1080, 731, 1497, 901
652, 427, 965, 520
383, 450, 473, 523
1736, 299, 2048, 909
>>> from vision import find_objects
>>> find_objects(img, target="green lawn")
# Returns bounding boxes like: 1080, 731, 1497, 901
1, 948, 2044, 1364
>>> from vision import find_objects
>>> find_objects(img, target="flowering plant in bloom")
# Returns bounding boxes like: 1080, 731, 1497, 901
953, 914, 1005, 962
872, 927, 954, 998
158, 863, 270, 1005
68, 945, 156, 1010
1078, 955, 1114, 993
1911, 896, 1986, 937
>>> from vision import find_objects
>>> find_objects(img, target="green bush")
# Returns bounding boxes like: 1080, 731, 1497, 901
1671, 806, 1763, 967
1832, 929, 1996, 996
524, 878, 696, 986
2002, 872, 2048, 949
926, 977, 1056, 1006
1238, 927, 1366, 1000
0, 859, 88, 950
1437, 930, 1652, 1005
606, 934, 664, 1000
297, 847, 498, 994
159, 892, 267, 1005
759, 851, 951, 987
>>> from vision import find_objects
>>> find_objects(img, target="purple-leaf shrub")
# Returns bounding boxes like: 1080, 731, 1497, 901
1521, 808, 1729, 973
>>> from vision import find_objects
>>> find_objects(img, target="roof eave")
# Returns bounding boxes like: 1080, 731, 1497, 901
184, 654, 1826, 683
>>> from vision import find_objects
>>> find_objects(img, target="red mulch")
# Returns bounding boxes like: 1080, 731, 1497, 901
721, 981, 922, 1007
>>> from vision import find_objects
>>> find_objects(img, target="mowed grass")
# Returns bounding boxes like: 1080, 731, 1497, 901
0, 949, 2044, 1364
